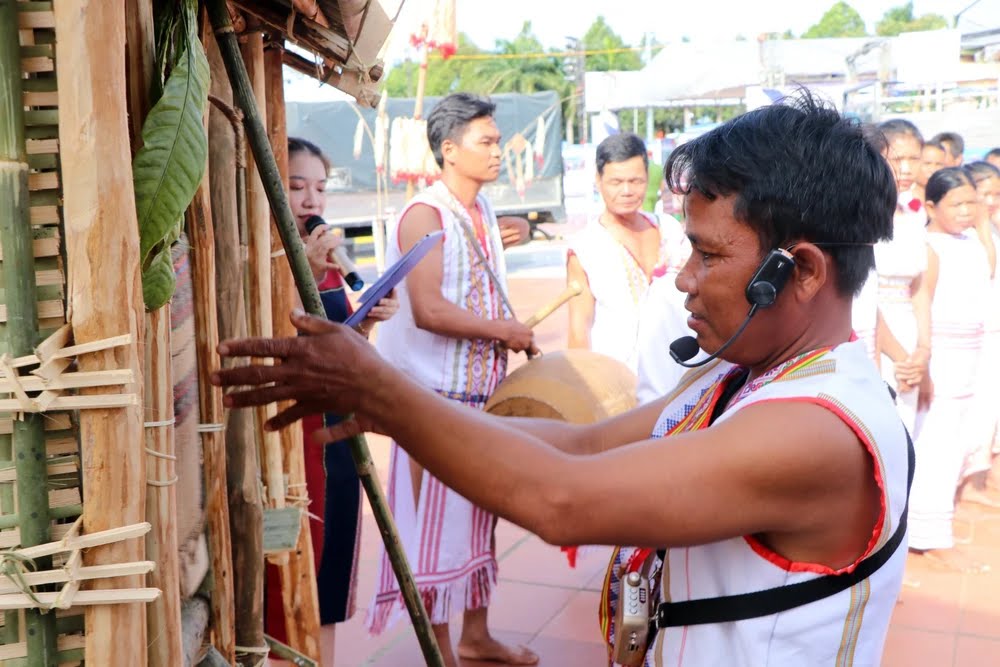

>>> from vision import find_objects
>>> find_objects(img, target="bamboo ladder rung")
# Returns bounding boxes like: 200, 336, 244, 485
0, 412, 71, 434
16, 6, 55, 31
0, 633, 85, 661
24, 90, 58, 106
26, 138, 59, 154
0, 299, 63, 321
30, 205, 60, 226
0, 458, 77, 484
28, 170, 58, 191
0, 235, 60, 260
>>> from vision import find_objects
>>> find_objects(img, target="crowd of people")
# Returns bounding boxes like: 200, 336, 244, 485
228, 91, 1000, 665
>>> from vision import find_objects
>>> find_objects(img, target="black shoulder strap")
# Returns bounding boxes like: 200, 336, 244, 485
656, 427, 914, 629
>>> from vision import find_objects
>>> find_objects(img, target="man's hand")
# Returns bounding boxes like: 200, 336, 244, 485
497, 319, 536, 354
211, 310, 386, 433
498, 216, 530, 249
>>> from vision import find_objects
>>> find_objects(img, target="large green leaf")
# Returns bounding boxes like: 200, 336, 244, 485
132, 35, 209, 310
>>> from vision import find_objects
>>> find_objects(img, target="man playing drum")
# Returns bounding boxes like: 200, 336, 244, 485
214, 93, 910, 666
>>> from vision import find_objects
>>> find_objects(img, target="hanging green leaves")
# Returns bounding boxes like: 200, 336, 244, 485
132, 6, 209, 311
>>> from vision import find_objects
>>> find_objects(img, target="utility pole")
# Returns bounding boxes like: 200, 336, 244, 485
643, 32, 655, 144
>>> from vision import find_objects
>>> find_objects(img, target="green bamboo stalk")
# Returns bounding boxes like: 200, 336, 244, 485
203, 4, 444, 666
0, 1, 57, 663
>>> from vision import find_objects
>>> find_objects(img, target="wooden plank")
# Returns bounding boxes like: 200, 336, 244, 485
23, 89, 58, 107
262, 507, 302, 554
0, 234, 60, 259
0, 412, 71, 434
0, 520, 73, 550
0, 588, 160, 611
0, 459, 77, 483
0, 267, 63, 288
0, 393, 137, 413
30, 205, 60, 225
0, 561, 154, 595
20, 56, 53, 73
55, 2, 147, 659
0, 370, 133, 393
16, 11, 55, 30
26, 138, 58, 154
0, 633, 85, 661
28, 170, 58, 191
0, 298, 63, 321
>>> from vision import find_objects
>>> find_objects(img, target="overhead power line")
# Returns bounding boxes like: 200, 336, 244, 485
425, 45, 655, 62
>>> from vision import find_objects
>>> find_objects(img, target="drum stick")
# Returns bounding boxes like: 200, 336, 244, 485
524, 281, 583, 328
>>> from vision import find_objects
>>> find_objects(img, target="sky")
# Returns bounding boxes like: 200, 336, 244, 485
389, 0, 997, 55
284, 0, 998, 101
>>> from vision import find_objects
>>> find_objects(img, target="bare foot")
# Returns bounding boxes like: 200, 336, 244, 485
918, 548, 991, 574
457, 637, 539, 665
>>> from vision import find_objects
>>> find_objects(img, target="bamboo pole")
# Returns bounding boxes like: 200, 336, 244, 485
240, 31, 285, 519
124, 1, 185, 664
187, 177, 237, 664
265, 43, 322, 661
204, 3, 444, 665
0, 3, 58, 663
202, 16, 265, 665
54, 1, 148, 665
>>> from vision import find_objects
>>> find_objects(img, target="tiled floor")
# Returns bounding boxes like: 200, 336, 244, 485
324, 274, 1000, 666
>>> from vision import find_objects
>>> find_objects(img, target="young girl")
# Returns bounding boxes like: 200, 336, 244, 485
265, 137, 397, 661
908, 168, 991, 571
960, 161, 1000, 504
874, 120, 933, 435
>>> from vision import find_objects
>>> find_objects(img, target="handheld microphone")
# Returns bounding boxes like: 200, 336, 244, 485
304, 215, 365, 291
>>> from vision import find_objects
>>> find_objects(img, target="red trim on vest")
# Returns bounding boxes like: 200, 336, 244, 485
741, 396, 887, 576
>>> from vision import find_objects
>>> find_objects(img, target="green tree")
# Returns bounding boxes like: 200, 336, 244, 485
384, 32, 484, 97
802, 1, 868, 38
462, 21, 569, 95
582, 16, 642, 71
875, 2, 948, 36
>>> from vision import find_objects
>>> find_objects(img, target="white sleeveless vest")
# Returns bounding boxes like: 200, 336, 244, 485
646, 341, 909, 666
375, 181, 508, 400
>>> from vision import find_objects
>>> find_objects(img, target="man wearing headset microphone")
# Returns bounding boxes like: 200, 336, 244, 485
213, 93, 912, 666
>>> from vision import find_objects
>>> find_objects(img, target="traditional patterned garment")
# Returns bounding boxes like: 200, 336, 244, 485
368, 181, 509, 632
909, 231, 989, 550
964, 228, 1000, 473
569, 212, 670, 372
874, 196, 928, 433
265, 269, 361, 644
601, 341, 909, 666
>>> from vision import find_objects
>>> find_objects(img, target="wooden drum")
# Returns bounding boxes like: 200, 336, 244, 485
486, 349, 637, 424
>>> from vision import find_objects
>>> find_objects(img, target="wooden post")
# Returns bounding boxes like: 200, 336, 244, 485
241, 31, 285, 517
0, 2, 58, 662
265, 43, 322, 661
54, 2, 148, 666
124, 1, 184, 664
186, 176, 237, 664
203, 17, 265, 665
204, 3, 444, 665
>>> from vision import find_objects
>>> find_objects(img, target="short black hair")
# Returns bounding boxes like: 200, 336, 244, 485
288, 136, 330, 172
878, 119, 923, 146
986, 147, 1000, 160
931, 131, 964, 159
925, 167, 975, 204
426, 93, 496, 168
924, 139, 947, 154
596, 132, 648, 174
965, 160, 1000, 185
666, 92, 895, 297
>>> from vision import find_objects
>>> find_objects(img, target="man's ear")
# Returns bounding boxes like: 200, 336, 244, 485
440, 138, 457, 166
788, 242, 828, 302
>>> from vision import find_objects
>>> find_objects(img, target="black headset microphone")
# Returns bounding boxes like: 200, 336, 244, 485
304, 215, 365, 291
669, 248, 797, 368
